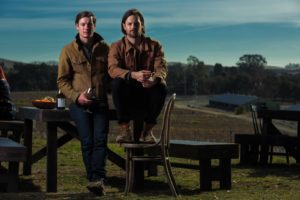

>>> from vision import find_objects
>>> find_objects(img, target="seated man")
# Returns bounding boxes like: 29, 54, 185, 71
108, 9, 168, 143
0, 64, 16, 120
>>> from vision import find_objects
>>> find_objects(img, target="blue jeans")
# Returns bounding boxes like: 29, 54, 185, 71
69, 103, 109, 181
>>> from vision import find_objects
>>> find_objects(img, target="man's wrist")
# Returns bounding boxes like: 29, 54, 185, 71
131, 71, 137, 80
125, 71, 132, 81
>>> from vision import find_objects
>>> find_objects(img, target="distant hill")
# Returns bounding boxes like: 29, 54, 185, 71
0, 57, 295, 73
31, 60, 58, 66
0, 58, 58, 68
0, 57, 25, 69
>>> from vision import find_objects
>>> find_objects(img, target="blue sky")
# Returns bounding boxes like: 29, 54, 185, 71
1, 0, 300, 67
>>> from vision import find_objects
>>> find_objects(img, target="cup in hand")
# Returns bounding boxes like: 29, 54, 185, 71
85, 87, 96, 100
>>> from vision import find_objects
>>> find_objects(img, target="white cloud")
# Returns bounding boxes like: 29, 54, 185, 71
1, 0, 300, 31
143, 0, 300, 27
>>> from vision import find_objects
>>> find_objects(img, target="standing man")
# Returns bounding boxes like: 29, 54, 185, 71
108, 9, 168, 143
57, 11, 109, 196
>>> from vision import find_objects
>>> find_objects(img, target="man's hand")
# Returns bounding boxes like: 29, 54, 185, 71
77, 91, 93, 106
131, 70, 152, 82
142, 78, 157, 88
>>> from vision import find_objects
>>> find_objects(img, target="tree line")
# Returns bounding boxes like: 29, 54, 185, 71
2, 54, 300, 101
167, 55, 300, 102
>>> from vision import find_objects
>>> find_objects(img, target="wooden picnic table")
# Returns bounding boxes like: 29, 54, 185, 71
257, 109, 300, 164
18, 106, 144, 192
257, 109, 300, 136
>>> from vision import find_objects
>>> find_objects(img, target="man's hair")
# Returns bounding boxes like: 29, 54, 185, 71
75, 11, 96, 25
121, 9, 145, 35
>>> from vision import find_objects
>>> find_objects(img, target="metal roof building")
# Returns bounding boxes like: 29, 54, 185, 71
284, 104, 300, 111
209, 93, 258, 110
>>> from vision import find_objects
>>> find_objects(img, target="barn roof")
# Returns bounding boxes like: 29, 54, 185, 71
209, 93, 258, 106
285, 104, 300, 111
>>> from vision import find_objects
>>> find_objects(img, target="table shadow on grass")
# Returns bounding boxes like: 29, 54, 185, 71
234, 163, 300, 179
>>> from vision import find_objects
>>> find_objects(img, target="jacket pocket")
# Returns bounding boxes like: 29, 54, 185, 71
70, 57, 87, 72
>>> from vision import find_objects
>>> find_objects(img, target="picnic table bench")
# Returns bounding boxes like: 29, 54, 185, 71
147, 139, 239, 191
235, 109, 300, 165
0, 137, 27, 192
235, 134, 300, 164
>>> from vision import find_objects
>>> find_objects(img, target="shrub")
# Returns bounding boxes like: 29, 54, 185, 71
234, 106, 245, 115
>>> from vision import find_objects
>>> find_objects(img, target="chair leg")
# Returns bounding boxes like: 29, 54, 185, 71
285, 146, 290, 164
269, 145, 274, 164
162, 157, 178, 197
165, 153, 178, 192
128, 155, 135, 193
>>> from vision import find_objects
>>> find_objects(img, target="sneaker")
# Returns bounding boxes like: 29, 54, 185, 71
139, 131, 157, 143
116, 133, 132, 143
116, 124, 132, 143
87, 180, 106, 196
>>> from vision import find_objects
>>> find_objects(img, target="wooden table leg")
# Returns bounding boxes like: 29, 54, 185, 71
199, 158, 212, 191
23, 119, 33, 175
220, 158, 231, 190
7, 161, 19, 192
47, 122, 57, 192
132, 119, 144, 190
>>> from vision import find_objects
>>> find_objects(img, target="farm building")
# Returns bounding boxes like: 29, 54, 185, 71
284, 104, 300, 111
209, 93, 258, 110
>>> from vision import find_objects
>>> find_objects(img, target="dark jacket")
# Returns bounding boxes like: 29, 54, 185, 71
0, 79, 16, 120
57, 33, 110, 106
108, 36, 167, 85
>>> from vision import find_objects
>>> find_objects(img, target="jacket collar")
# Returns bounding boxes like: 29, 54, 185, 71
123, 35, 151, 53
75, 32, 104, 50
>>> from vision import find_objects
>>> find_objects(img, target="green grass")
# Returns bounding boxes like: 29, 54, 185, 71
2, 92, 300, 199
3, 138, 300, 199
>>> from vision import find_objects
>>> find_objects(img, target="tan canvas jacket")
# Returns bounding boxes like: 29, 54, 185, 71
57, 33, 110, 106
108, 36, 167, 85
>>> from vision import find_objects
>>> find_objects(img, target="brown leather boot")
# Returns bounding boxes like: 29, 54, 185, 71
116, 123, 132, 143
139, 123, 157, 143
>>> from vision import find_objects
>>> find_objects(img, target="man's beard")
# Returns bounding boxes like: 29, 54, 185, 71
127, 30, 141, 38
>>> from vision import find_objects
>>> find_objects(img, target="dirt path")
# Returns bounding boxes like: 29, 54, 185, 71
175, 101, 297, 135
176, 102, 252, 121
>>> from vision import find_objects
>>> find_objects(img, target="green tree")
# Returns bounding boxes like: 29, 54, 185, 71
166, 62, 185, 94
212, 63, 224, 76
186, 55, 207, 95
7, 63, 57, 91
237, 54, 267, 72
285, 63, 300, 70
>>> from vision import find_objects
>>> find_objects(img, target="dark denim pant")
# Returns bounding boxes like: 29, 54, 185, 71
69, 103, 109, 181
111, 77, 167, 124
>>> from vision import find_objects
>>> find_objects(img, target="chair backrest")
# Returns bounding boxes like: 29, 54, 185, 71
157, 93, 176, 149
249, 104, 262, 134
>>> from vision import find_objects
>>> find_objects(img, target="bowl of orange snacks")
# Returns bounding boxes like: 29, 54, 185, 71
32, 96, 56, 109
